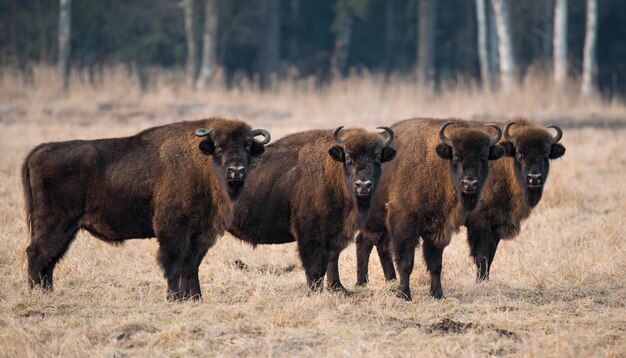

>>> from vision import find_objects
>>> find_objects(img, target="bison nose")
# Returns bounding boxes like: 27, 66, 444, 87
227, 165, 246, 180
461, 177, 479, 193
354, 180, 373, 196
527, 173, 542, 186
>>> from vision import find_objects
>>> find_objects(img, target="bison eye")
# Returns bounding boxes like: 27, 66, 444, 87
452, 154, 460, 163
246, 144, 252, 151
345, 154, 353, 165
374, 154, 381, 164
516, 152, 524, 161
215, 145, 224, 154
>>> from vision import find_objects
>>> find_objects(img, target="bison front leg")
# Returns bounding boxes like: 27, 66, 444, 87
467, 228, 494, 282
390, 233, 418, 301
297, 239, 329, 292
422, 238, 445, 299
326, 248, 350, 294
156, 230, 191, 302
376, 231, 396, 281
179, 232, 216, 300
355, 231, 376, 286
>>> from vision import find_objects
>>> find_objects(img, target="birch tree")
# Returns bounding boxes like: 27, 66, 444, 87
196, 0, 218, 88
553, 0, 567, 87
260, 0, 280, 88
417, 0, 437, 84
490, 0, 514, 92
182, 0, 196, 89
58, 0, 71, 90
581, 0, 598, 96
476, 0, 489, 87
330, 3, 353, 78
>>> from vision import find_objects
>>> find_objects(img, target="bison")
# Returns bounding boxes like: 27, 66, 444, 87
22, 118, 270, 300
465, 119, 565, 281
228, 126, 396, 292
351, 118, 504, 300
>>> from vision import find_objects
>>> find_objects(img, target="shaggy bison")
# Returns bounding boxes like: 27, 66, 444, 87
465, 119, 565, 281
352, 118, 504, 300
22, 118, 270, 300
228, 126, 396, 291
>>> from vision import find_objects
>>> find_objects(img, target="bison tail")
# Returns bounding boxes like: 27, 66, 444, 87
21, 150, 37, 238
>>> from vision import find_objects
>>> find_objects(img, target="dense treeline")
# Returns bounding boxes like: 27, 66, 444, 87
0, 0, 625, 95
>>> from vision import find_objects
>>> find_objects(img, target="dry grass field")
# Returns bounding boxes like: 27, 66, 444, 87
0, 66, 625, 357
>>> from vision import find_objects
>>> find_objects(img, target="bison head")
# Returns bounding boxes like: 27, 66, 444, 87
195, 123, 270, 200
500, 121, 565, 206
436, 121, 504, 211
328, 126, 397, 213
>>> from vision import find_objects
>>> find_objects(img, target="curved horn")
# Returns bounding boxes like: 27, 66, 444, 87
546, 125, 563, 144
438, 121, 455, 146
332, 126, 346, 144
376, 126, 394, 148
486, 124, 502, 146
503, 121, 517, 141
195, 128, 213, 137
251, 128, 271, 145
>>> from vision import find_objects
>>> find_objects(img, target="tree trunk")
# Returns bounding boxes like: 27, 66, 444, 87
553, 0, 567, 87
384, 0, 394, 70
260, 0, 280, 89
58, 0, 71, 90
196, 0, 218, 88
543, 0, 554, 60
488, 3, 498, 77
330, 6, 353, 78
490, 0, 514, 92
581, 0, 597, 96
417, 0, 437, 84
182, 0, 196, 89
476, 0, 489, 87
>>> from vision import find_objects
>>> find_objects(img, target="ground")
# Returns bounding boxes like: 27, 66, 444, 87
0, 68, 624, 357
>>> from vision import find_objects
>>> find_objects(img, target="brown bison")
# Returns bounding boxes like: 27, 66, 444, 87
351, 118, 504, 300
228, 126, 396, 291
22, 118, 270, 300
465, 119, 565, 281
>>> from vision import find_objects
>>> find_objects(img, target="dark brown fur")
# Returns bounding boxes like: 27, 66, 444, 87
352, 118, 504, 300
229, 128, 396, 292
22, 118, 268, 300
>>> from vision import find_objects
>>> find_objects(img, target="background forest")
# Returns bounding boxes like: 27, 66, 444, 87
1, 0, 624, 96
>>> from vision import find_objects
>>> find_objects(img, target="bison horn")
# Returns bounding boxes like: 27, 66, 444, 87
546, 125, 563, 144
503, 121, 517, 141
251, 129, 271, 145
376, 126, 394, 148
438, 121, 455, 146
195, 128, 213, 137
332, 126, 346, 144
486, 124, 502, 146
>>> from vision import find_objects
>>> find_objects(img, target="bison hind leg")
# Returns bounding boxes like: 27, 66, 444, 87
178, 231, 217, 301
26, 220, 79, 291
297, 239, 329, 292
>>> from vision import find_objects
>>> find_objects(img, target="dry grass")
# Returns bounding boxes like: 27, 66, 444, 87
0, 65, 625, 357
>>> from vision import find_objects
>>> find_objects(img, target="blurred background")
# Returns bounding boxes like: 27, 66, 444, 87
0, 0, 624, 129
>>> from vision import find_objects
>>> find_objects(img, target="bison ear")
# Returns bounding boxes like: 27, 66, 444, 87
198, 139, 215, 155
488, 145, 504, 160
250, 142, 265, 157
499, 141, 515, 157
549, 143, 565, 159
435, 143, 452, 160
328, 145, 345, 162
381, 147, 397, 162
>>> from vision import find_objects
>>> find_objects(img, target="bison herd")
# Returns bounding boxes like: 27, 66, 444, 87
21, 117, 565, 301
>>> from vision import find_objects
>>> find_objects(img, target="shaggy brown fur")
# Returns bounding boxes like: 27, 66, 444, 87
465, 119, 566, 281
229, 128, 396, 291
353, 118, 504, 300
22, 118, 269, 301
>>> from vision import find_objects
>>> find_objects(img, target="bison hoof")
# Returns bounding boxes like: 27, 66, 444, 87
328, 282, 352, 296
392, 286, 412, 301
355, 279, 368, 287
430, 289, 444, 300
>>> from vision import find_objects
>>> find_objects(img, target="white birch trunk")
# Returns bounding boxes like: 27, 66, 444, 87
490, 0, 514, 92
196, 0, 218, 88
260, 0, 280, 88
330, 8, 353, 78
417, 0, 437, 84
581, 0, 597, 96
58, 0, 71, 90
553, 0, 568, 86
476, 0, 489, 87
182, 0, 196, 89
